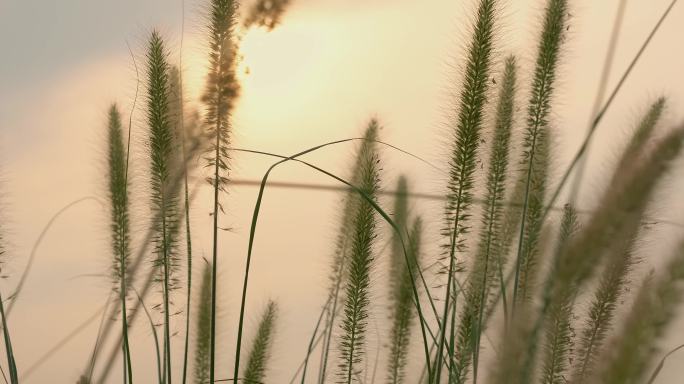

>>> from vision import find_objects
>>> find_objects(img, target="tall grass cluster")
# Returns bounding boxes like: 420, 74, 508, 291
2, 0, 684, 383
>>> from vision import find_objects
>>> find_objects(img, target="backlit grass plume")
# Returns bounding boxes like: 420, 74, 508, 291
615, 97, 666, 173
571, 98, 666, 383
105, 104, 133, 383
337, 120, 381, 384
511, 0, 567, 310
512, 127, 684, 384
146, 30, 181, 384
513, 129, 550, 305
193, 262, 212, 384
243, 0, 292, 30
319, 129, 376, 384
243, 300, 278, 384
453, 55, 517, 384
201, 1, 240, 381
386, 175, 422, 384
591, 235, 684, 384
436, 1, 497, 381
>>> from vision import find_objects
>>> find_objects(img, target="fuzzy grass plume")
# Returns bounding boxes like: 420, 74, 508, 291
318, 127, 374, 384
243, 300, 278, 383
105, 104, 133, 383
591, 234, 684, 384
244, 0, 292, 30
571, 98, 666, 383
337, 120, 381, 384
201, 1, 240, 381
539, 205, 579, 384
511, 0, 567, 310
436, 1, 497, 381
453, 55, 517, 384
499, 126, 684, 384
146, 30, 181, 384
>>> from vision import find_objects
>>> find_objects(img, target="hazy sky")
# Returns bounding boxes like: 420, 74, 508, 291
1, 0, 684, 383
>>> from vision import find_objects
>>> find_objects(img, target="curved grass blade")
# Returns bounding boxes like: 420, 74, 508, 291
132, 288, 163, 384
646, 343, 684, 384
300, 297, 331, 384
6, 197, 101, 316
231, 137, 435, 384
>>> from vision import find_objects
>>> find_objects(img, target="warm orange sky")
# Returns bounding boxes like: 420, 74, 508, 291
1, 0, 684, 382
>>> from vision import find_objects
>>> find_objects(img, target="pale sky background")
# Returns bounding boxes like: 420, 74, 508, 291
1, 0, 684, 383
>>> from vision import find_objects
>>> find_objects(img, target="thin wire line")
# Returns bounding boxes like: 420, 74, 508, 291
227, 178, 684, 229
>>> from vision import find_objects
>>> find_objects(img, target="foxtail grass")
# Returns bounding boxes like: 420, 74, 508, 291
385, 176, 410, 384
243, 300, 278, 383
337, 121, 381, 384
387, 214, 423, 384
453, 55, 517, 384
511, 0, 567, 311
539, 204, 579, 384
105, 104, 133, 383
436, 1, 497, 382
492, 125, 684, 384
319, 137, 368, 384
571, 98, 666, 383
201, 1, 240, 382
146, 30, 181, 384
591, 234, 684, 384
